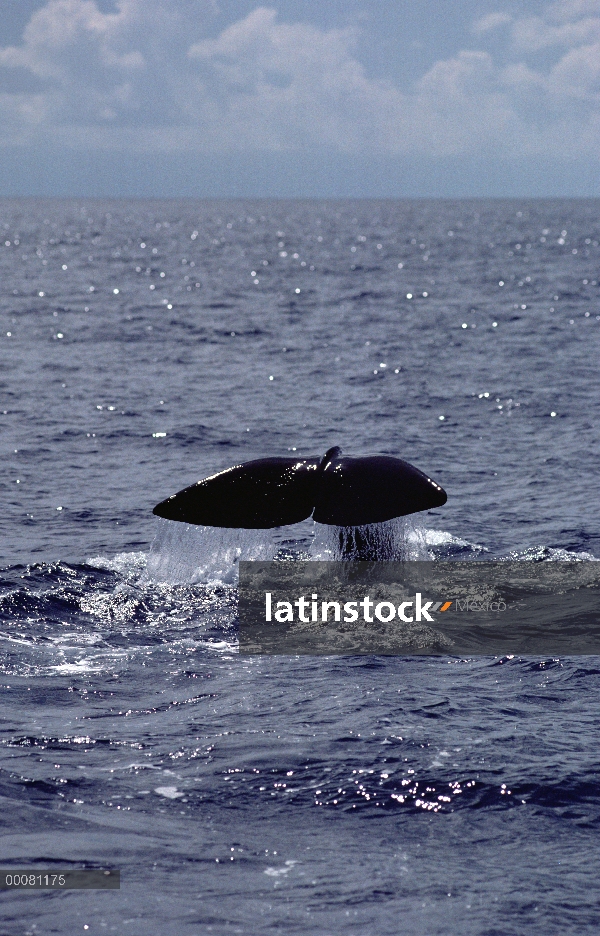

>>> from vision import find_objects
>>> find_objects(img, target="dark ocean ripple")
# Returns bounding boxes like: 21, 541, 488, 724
1, 199, 600, 935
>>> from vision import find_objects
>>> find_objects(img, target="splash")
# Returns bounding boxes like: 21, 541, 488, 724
500, 544, 598, 562
87, 551, 148, 581
144, 518, 278, 584
423, 528, 487, 559
311, 516, 431, 561
142, 516, 434, 583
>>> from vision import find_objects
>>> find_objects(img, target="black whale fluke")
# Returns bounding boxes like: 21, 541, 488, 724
152, 457, 321, 529
313, 453, 446, 525
153, 447, 446, 529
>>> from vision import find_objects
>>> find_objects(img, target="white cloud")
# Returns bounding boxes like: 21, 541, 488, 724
472, 12, 513, 35
550, 40, 600, 98
547, 0, 600, 22
0, 0, 146, 79
0, 0, 215, 139
0, 0, 598, 159
186, 7, 408, 152
511, 14, 600, 50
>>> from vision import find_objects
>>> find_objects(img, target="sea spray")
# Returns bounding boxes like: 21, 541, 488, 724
311, 516, 431, 561
144, 518, 278, 584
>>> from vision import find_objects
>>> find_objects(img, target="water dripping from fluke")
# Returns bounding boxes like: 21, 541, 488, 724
144, 520, 278, 585
311, 516, 431, 562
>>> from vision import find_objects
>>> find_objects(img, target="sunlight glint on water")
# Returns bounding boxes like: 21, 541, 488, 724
1, 198, 600, 936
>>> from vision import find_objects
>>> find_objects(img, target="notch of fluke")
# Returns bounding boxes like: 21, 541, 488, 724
152, 447, 446, 529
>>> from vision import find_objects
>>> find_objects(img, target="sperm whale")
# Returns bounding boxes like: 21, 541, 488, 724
153, 446, 446, 529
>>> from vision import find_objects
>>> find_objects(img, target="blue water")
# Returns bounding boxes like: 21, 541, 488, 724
1, 198, 600, 935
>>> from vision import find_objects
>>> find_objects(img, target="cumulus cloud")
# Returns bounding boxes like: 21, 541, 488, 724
0, 0, 598, 159
0, 0, 215, 138
186, 7, 414, 152
550, 40, 600, 98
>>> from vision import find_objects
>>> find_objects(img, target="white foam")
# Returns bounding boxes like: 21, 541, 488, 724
424, 529, 470, 547
502, 545, 599, 562
154, 786, 184, 799
50, 658, 106, 674
87, 551, 148, 575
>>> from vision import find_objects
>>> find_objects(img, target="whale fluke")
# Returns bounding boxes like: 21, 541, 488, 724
153, 458, 321, 528
152, 448, 446, 528
313, 454, 446, 526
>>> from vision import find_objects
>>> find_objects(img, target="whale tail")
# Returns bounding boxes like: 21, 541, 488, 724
152, 447, 446, 529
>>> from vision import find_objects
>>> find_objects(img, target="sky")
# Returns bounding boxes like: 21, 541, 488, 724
0, 0, 599, 197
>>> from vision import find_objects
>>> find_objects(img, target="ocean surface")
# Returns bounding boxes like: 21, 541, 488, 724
1, 198, 599, 935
